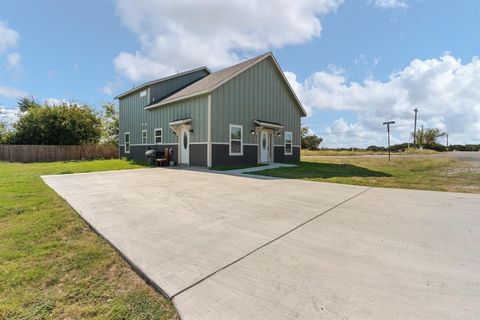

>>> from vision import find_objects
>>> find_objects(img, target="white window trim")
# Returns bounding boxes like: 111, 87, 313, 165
154, 128, 163, 145
142, 129, 147, 145
285, 131, 293, 155
229, 124, 243, 156
124, 132, 130, 153
140, 89, 147, 97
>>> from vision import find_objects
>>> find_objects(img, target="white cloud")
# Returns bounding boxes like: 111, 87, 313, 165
113, 0, 343, 82
0, 105, 19, 124
5, 51, 22, 76
323, 118, 389, 148
43, 98, 82, 106
101, 78, 123, 96
46, 69, 58, 78
287, 54, 480, 147
370, 0, 408, 9
0, 85, 27, 99
0, 21, 18, 53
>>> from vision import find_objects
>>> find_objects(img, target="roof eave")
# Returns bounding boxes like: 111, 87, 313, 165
114, 66, 211, 100
144, 90, 210, 110
267, 54, 307, 117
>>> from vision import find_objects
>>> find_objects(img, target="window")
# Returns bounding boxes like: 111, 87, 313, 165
125, 132, 130, 153
285, 131, 292, 155
142, 130, 147, 144
229, 124, 243, 155
140, 90, 147, 98
154, 128, 162, 144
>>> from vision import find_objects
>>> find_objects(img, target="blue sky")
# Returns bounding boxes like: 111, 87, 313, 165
1, 0, 479, 147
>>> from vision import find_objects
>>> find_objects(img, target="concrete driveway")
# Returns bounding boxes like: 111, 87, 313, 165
43, 168, 480, 319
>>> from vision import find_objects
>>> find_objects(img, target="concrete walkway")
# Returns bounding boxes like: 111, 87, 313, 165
225, 162, 296, 175
43, 168, 480, 319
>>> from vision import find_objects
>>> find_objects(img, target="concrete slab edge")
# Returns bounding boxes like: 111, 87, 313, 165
41, 177, 175, 303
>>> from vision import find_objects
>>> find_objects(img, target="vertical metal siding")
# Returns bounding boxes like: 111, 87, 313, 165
119, 93, 208, 145
211, 58, 302, 145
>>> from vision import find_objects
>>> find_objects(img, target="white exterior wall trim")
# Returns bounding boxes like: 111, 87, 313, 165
207, 94, 212, 167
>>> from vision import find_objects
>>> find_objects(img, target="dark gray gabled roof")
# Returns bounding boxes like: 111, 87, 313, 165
154, 53, 271, 106
114, 66, 211, 100
144, 52, 307, 117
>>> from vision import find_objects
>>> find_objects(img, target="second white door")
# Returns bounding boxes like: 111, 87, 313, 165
180, 126, 190, 165
259, 130, 271, 163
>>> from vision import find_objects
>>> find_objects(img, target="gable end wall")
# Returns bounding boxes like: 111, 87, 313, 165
211, 58, 302, 146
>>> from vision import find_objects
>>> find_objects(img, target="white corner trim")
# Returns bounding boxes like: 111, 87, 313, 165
207, 94, 212, 167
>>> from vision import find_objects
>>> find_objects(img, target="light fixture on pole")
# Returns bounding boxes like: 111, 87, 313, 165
383, 121, 395, 162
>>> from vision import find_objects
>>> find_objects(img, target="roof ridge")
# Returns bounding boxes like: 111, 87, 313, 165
204, 52, 271, 91
114, 66, 211, 99
146, 52, 272, 107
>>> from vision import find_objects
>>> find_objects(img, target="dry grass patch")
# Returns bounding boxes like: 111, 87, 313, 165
254, 156, 480, 193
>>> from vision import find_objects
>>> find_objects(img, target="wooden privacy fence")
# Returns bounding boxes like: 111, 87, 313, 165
0, 144, 119, 163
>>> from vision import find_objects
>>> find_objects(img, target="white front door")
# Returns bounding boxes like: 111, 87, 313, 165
259, 129, 271, 163
180, 126, 190, 165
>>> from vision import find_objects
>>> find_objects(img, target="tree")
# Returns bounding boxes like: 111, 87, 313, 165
411, 127, 446, 147
0, 121, 13, 144
301, 126, 323, 150
366, 145, 386, 151
17, 96, 41, 112
101, 102, 119, 144
11, 102, 103, 145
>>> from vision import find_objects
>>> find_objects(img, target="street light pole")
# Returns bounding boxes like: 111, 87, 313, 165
383, 121, 395, 161
413, 107, 419, 146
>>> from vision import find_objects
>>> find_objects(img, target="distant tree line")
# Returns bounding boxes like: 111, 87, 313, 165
0, 97, 119, 145
311, 126, 478, 152
370, 127, 479, 152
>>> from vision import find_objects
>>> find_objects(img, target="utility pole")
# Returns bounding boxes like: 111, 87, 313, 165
446, 133, 449, 148
413, 107, 419, 146
383, 121, 395, 162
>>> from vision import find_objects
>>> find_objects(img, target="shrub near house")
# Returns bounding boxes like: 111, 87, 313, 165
10, 102, 103, 145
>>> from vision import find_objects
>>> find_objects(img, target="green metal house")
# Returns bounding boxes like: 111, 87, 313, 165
115, 52, 306, 167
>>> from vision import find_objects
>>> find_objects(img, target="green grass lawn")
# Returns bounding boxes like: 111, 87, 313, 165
301, 148, 438, 157
0, 160, 177, 320
254, 156, 480, 193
